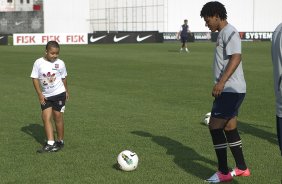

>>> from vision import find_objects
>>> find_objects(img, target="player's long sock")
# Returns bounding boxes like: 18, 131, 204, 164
210, 129, 229, 174
277, 116, 282, 156
225, 128, 247, 170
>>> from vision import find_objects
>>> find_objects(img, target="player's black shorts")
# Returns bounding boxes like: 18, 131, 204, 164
211, 92, 245, 119
41, 92, 66, 112
181, 36, 188, 43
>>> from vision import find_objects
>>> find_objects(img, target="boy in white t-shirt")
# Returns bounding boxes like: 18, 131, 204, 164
31, 41, 69, 153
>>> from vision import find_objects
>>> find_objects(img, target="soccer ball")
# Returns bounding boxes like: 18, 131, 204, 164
117, 150, 139, 171
203, 112, 211, 125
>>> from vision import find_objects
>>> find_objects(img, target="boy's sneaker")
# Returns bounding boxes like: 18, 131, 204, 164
37, 143, 57, 153
53, 141, 64, 151
205, 171, 232, 183
231, 167, 251, 177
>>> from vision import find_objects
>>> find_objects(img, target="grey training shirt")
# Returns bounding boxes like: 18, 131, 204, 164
271, 23, 282, 117
214, 23, 246, 93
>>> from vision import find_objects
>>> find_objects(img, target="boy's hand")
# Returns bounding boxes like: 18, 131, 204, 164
39, 94, 46, 105
66, 91, 70, 101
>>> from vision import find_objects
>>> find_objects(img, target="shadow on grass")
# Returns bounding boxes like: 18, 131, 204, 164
131, 130, 238, 183
112, 163, 120, 170
201, 121, 278, 146
238, 121, 278, 145
21, 123, 45, 145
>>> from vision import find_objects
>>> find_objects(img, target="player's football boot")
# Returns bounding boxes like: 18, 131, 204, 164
231, 167, 251, 177
37, 143, 57, 153
205, 171, 232, 183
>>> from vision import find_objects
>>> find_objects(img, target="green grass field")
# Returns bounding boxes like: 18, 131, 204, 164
0, 42, 281, 184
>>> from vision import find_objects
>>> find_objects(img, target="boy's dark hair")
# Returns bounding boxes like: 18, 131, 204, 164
200, 1, 227, 20
46, 41, 60, 50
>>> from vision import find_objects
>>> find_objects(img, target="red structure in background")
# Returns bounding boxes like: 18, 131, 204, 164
33, 4, 41, 11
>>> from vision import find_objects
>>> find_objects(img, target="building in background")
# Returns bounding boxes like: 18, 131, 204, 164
89, 0, 167, 33
0, 0, 43, 34
0, 0, 42, 11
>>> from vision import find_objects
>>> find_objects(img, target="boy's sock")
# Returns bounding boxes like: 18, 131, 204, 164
225, 128, 247, 170
210, 129, 229, 174
47, 140, 55, 145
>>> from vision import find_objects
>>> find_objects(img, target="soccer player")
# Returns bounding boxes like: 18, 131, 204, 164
200, 1, 250, 183
271, 22, 282, 156
177, 19, 191, 52
31, 41, 69, 153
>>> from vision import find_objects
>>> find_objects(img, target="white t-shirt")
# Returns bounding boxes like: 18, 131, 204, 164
30, 57, 67, 97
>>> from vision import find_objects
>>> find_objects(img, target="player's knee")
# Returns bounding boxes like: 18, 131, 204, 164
224, 117, 237, 131
224, 122, 237, 131
209, 118, 226, 130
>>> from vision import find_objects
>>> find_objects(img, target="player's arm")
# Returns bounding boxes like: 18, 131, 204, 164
32, 78, 46, 105
176, 31, 180, 40
176, 26, 182, 40
188, 28, 192, 36
212, 54, 241, 97
62, 78, 69, 100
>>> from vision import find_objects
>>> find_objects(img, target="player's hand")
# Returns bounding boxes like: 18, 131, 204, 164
212, 82, 225, 98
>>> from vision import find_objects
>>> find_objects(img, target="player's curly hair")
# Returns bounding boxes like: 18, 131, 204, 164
200, 1, 227, 20
46, 41, 60, 50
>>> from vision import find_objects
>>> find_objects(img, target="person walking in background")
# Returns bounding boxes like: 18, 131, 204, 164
200, 1, 250, 182
177, 19, 191, 52
271, 22, 282, 156
31, 41, 69, 153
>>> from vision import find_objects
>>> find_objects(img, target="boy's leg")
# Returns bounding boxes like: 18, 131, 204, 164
277, 116, 282, 155
37, 107, 57, 153
209, 117, 229, 174
41, 107, 54, 141
205, 117, 233, 183
225, 117, 250, 177
224, 117, 247, 170
53, 110, 64, 141
51, 92, 66, 143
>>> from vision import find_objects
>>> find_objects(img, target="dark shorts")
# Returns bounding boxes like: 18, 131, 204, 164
211, 92, 245, 119
41, 92, 66, 112
181, 36, 188, 43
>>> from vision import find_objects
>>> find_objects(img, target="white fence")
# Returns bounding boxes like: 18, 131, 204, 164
44, 0, 282, 33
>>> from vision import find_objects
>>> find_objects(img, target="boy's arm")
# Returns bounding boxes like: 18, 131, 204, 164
62, 78, 69, 100
32, 78, 46, 105
212, 54, 241, 97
